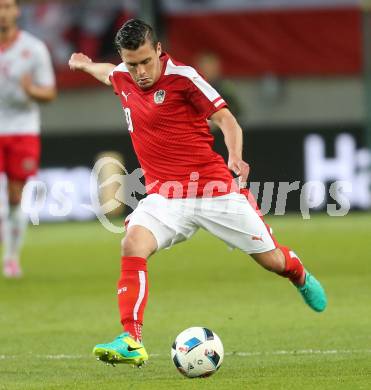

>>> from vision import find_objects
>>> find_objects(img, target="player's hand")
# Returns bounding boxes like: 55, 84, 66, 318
68, 52, 92, 71
228, 156, 250, 189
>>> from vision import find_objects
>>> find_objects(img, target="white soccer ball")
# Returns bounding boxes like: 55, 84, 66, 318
171, 327, 224, 378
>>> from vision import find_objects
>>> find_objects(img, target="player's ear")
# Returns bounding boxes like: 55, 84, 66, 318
156, 42, 162, 56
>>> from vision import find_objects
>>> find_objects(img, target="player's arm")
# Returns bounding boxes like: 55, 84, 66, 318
210, 107, 250, 186
21, 74, 56, 102
68, 53, 115, 86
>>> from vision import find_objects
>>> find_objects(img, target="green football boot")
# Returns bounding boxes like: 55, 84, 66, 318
93, 332, 148, 367
297, 271, 327, 312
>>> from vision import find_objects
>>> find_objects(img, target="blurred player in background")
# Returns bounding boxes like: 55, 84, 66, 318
69, 19, 327, 367
196, 51, 242, 120
0, 0, 56, 278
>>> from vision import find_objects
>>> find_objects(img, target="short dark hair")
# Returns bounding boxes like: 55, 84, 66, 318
115, 19, 157, 51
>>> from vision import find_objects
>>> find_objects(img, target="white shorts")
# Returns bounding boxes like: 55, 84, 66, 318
126, 193, 276, 254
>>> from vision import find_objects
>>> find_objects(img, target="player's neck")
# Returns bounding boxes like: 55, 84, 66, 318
0, 26, 18, 46
153, 55, 165, 85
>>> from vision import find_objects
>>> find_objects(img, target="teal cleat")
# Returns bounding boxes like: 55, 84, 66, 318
93, 332, 148, 367
297, 271, 327, 312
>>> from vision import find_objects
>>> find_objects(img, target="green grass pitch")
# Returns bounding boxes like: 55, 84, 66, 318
0, 213, 370, 389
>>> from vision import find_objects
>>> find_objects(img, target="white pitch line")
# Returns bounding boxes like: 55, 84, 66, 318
0, 349, 371, 360
226, 349, 371, 357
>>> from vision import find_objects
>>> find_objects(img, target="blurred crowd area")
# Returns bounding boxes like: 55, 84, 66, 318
17, 0, 362, 100
19, 0, 139, 66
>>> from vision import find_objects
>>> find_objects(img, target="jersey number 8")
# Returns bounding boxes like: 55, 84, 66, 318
124, 108, 134, 132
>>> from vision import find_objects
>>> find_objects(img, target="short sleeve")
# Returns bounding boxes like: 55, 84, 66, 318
109, 72, 120, 96
186, 74, 227, 119
32, 42, 55, 87
109, 64, 129, 96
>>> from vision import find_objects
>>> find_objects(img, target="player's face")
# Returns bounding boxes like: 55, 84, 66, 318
120, 40, 162, 90
0, 0, 19, 33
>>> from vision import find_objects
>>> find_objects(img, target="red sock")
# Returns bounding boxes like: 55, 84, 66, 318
278, 246, 305, 286
117, 256, 148, 342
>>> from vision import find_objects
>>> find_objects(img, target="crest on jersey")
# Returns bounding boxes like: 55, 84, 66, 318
154, 90, 166, 104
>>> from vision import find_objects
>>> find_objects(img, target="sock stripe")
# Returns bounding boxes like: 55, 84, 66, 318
133, 270, 146, 321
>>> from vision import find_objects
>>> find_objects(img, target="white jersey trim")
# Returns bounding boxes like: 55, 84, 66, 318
165, 58, 225, 107
110, 62, 129, 77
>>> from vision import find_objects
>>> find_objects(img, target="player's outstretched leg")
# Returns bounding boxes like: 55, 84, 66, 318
278, 246, 327, 312
252, 246, 327, 312
94, 255, 149, 366
93, 332, 148, 367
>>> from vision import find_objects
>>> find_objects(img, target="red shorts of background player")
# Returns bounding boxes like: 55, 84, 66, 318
0, 135, 40, 181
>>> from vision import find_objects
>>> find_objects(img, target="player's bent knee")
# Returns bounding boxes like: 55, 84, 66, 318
121, 225, 157, 258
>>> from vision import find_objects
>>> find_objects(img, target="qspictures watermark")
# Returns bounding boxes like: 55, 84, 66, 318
18, 156, 355, 233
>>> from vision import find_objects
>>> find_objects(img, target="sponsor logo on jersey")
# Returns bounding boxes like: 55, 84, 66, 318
121, 91, 131, 102
154, 89, 166, 104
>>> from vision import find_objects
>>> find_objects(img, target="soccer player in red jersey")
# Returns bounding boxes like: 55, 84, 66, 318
69, 19, 327, 367
0, 0, 56, 278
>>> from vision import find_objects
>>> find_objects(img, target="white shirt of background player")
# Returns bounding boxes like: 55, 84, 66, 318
0, 30, 55, 135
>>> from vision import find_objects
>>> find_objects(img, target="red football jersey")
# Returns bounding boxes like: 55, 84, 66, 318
109, 53, 237, 198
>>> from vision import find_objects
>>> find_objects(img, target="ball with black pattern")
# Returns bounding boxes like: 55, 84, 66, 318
171, 327, 224, 378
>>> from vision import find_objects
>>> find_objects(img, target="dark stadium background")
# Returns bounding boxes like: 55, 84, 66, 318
40, 126, 365, 213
